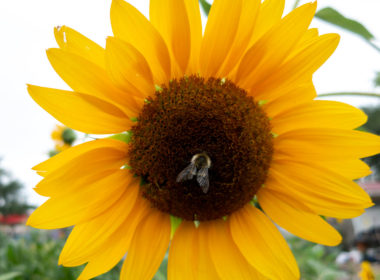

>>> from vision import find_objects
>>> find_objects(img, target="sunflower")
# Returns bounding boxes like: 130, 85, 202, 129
51, 124, 76, 152
27, 0, 380, 279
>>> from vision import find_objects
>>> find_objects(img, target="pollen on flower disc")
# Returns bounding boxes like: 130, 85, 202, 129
128, 76, 273, 221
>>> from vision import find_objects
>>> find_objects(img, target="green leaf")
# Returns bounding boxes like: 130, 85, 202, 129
153, 254, 168, 280
170, 216, 182, 239
374, 72, 380, 87
199, 0, 211, 16
108, 131, 132, 143
0, 272, 23, 280
315, 7, 374, 41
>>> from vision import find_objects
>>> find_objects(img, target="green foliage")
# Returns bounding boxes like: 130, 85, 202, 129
374, 72, 380, 88
287, 236, 348, 280
0, 230, 122, 280
361, 106, 380, 179
315, 7, 374, 41
199, 0, 211, 16
0, 230, 168, 280
0, 273, 22, 280
0, 165, 34, 216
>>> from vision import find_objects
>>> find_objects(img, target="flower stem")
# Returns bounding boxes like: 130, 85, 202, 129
317, 92, 380, 98
367, 40, 380, 53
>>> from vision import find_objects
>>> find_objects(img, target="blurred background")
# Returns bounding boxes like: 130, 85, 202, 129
0, 0, 380, 279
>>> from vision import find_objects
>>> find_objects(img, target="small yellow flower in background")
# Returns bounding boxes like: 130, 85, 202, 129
54, 143, 71, 152
27, 0, 380, 279
50, 124, 77, 154
359, 261, 375, 280
51, 124, 66, 142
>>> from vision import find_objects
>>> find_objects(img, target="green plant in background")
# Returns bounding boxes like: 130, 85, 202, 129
0, 230, 167, 280
0, 164, 34, 217
287, 236, 349, 280
360, 106, 380, 180
0, 230, 119, 280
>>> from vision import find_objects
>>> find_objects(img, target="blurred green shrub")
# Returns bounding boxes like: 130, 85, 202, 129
287, 236, 349, 280
0, 229, 167, 280
0, 230, 120, 280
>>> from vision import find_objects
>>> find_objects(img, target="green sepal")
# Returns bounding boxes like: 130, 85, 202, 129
271, 132, 279, 138
170, 216, 182, 239
199, 0, 211, 16
108, 131, 132, 143
155, 84, 163, 92
258, 100, 268, 106
121, 164, 132, 170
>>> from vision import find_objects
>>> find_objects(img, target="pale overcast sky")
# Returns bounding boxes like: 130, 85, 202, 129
0, 0, 379, 205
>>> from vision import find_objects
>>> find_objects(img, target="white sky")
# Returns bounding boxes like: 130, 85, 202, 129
0, 0, 379, 205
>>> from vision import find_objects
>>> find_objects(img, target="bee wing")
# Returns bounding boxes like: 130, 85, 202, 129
197, 167, 209, 193
176, 163, 196, 183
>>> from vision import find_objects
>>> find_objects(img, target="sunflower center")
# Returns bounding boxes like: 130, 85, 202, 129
128, 75, 273, 221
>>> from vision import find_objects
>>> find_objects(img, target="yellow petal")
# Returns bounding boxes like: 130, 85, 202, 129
111, 0, 171, 85
77, 197, 150, 280
272, 159, 372, 203
184, 0, 202, 74
289, 28, 319, 59
33, 138, 127, 173
150, 0, 191, 75
27, 170, 133, 229
28, 85, 131, 134
46, 48, 139, 117
248, 0, 285, 46
254, 33, 340, 94
323, 159, 371, 180
261, 82, 316, 117
72, 199, 150, 280
236, 2, 316, 89
258, 188, 342, 246
207, 219, 264, 279
168, 221, 198, 280
264, 174, 366, 219
35, 148, 127, 197
168, 221, 220, 280
271, 100, 367, 135
229, 204, 299, 279
120, 209, 171, 280
59, 180, 139, 266
54, 25, 105, 68
200, 0, 243, 78
105, 37, 155, 100
267, 159, 373, 217
219, 0, 261, 78
195, 223, 220, 280
274, 154, 371, 181
275, 128, 380, 160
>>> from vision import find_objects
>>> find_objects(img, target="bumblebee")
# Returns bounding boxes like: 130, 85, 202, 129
176, 152, 211, 193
